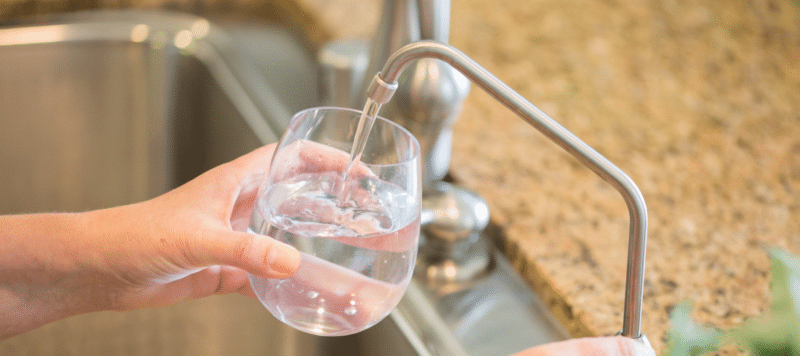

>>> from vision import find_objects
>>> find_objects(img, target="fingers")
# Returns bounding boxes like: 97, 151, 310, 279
131, 266, 257, 309
235, 282, 258, 300
215, 143, 278, 204
160, 143, 298, 278
192, 143, 276, 230
263, 140, 417, 252
189, 229, 302, 280
270, 140, 374, 182
512, 336, 656, 356
325, 217, 419, 252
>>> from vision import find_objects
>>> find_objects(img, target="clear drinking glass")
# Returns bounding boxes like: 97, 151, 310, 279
248, 107, 421, 336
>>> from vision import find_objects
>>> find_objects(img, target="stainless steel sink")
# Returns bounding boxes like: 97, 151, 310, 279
0, 10, 571, 355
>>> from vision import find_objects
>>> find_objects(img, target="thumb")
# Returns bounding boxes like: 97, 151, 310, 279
192, 229, 302, 279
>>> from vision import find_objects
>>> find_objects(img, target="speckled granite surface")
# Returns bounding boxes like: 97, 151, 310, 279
2, 0, 799, 354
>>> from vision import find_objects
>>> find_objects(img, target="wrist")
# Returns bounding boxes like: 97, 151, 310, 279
0, 212, 98, 339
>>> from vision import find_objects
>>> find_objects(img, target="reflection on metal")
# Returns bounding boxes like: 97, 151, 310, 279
173, 29, 193, 49
0, 24, 69, 45
191, 19, 210, 38
130, 24, 148, 42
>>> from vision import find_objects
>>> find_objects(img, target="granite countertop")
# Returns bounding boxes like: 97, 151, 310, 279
299, 0, 800, 353
1, 0, 798, 354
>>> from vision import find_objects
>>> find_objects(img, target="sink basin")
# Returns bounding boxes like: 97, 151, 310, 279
0, 10, 422, 355
0, 10, 572, 355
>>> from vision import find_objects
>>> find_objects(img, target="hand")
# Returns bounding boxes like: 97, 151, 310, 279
514, 336, 656, 356
0, 144, 301, 339
270, 139, 417, 252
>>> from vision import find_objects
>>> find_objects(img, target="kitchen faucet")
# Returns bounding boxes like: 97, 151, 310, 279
366, 40, 648, 341
319, 0, 649, 351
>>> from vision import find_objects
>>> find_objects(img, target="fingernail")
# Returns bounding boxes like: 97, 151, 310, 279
267, 242, 301, 277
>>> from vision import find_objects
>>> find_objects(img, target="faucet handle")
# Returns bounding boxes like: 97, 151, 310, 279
421, 181, 489, 241
416, 181, 493, 288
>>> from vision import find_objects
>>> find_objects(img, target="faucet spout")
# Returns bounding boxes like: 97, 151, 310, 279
367, 40, 648, 340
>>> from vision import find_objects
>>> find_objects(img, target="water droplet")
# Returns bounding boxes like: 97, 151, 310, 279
350, 300, 356, 305
317, 307, 325, 315
307, 291, 319, 298
344, 306, 357, 315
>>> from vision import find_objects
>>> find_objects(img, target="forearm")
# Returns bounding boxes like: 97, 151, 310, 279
0, 213, 92, 340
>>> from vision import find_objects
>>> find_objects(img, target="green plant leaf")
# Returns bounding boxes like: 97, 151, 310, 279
664, 249, 800, 355
727, 249, 800, 355
664, 302, 723, 356
767, 249, 800, 317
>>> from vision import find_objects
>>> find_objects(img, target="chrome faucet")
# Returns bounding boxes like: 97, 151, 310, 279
319, 0, 470, 187
366, 41, 649, 341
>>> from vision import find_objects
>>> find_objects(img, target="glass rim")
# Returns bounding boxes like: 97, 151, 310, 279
291, 106, 422, 165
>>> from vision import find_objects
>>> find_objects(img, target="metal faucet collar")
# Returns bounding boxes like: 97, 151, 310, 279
365, 73, 398, 104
